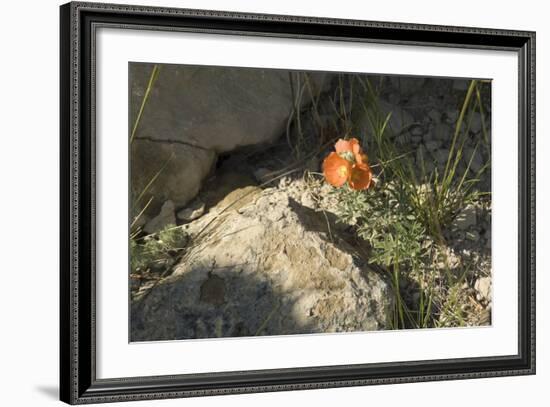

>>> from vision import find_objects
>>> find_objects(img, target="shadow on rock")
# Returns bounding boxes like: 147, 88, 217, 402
131, 263, 315, 341
131, 187, 394, 342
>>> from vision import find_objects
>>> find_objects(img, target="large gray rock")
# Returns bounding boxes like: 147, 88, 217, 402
130, 138, 215, 218
131, 184, 393, 341
129, 63, 328, 216
130, 63, 328, 152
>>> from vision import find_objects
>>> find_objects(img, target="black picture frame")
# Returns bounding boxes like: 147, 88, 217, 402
60, 1, 536, 404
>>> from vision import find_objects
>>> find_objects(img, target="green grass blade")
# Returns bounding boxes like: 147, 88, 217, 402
130, 64, 160, 144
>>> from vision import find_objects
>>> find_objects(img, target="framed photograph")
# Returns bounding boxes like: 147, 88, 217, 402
60, 1, 535, 404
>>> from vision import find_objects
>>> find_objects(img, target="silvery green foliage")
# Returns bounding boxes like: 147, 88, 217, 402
335, 183, 427, 269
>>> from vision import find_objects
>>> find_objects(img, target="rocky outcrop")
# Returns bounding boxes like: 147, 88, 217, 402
131, 181, 394, 341
130, 64, 329, 219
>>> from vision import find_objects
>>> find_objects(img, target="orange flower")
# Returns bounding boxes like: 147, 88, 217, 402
335, 137, 368, 165
322, 152, 352, 187
323, 137, 373, 190
349, 163, 373, 190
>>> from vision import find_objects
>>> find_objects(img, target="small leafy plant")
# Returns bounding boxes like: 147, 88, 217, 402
130, 225, 188, 275
336, 183, 426, 269
333, 182, 431, 329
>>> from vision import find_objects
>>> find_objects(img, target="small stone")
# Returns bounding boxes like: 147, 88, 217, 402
410, 124, 424, 137
428, 109, 441, 123
144, 200, 176, 234
279, 177, 290, 188
433, 123, 451, 141
452, 205, 477, 231
421, 238, 434, 250
470, 112, 483, 133
425, 140, 442, 152
177, 199, 205, 222
474, 277, 492, 301
445, 110, 458, 124
466, 230, 480, 241
436, 247, 461, 269
434, 149, 450, 165
454, 231, 466, 242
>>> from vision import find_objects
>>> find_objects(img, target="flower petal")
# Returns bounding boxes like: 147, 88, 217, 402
349, 163, 373, 190
355, 152, 369, 165
351, 140, 361, 156
323, 152, 352, 187
335, 138, 360, 154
